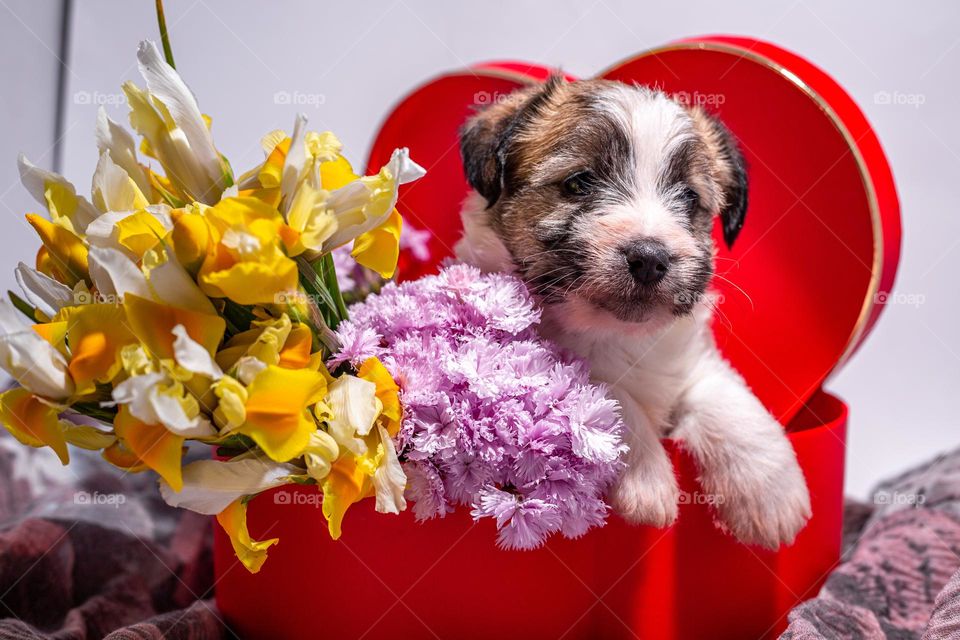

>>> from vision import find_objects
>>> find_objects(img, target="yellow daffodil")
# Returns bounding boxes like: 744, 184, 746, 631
235, 365, 328, 462
123, 293, 225, 361
170, 205, 212, 273
113, 404, 184, 490
198, 197, 298, 305
0, 387, 69, 464
321, 424, 406, 539
158, 456, 295, 572
55, 303, 137, 395
18, 154, 99, 234
214, 314, 292, 374
26, 214, 89, 287
217, 498, 278, 573
318, 365, 407, 538
351, 208, 403, 278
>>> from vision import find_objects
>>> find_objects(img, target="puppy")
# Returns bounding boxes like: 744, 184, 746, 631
454, 77, 811, 548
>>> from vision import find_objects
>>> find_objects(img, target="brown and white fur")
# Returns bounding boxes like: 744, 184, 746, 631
454, 77, 811, 548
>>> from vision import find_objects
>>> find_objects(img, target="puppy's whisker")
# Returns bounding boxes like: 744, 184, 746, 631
710, 273, 754, 310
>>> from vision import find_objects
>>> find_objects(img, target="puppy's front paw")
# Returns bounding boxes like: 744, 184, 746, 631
712, 449, 812, 549
612, 465, 680, 528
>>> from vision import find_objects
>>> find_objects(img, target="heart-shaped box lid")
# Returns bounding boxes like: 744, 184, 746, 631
366, 36, 901, 425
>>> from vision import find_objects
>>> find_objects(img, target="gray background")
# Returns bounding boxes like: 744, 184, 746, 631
0, 0, 956, 498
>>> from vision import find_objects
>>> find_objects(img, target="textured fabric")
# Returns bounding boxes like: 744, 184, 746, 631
782, 446, 960, 639
0, 435, 227, 640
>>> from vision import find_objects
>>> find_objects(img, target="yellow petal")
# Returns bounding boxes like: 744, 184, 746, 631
321, 455, 372, 539
115, 210, 167, 258
0, 388, 69, 464
237, 365, 327, 462
102, 438, 148, 471
124, 294, 225, 361
200, 257, 298, 305
278, 324, 313, 369
57, 304, 137, 394
216, 498, 278, 573
26, 214, 88, 287
113, 405, 184, 491
358, 357, 402, 436
170, 208, 212, 273
259, 138, 290, 189
351, 209, 402, 278
320, 155, 359, 190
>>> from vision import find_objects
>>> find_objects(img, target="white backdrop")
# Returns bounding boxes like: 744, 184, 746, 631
0, 0, 957, 498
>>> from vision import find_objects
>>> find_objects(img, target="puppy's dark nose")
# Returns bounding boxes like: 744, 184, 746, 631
624, 240, 671, 285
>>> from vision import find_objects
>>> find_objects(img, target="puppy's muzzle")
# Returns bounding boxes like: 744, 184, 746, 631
624, 239, 671, 286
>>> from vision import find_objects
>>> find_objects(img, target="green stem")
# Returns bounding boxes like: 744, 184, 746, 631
316, 253, 350, 323
155, 0, 177, 69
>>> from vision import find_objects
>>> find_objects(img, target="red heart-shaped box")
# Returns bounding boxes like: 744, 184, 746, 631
215, 36, 900, 639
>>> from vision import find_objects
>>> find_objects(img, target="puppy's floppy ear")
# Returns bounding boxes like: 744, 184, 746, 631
690, 107, 748, 248
459, 75, 564, 207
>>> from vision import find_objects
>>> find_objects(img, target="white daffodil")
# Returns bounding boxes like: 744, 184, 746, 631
95, 106, 150, 196
159, 456, 297, 514
107, 325, 220, 439
18, 154, 99, 234
91, 151, 150, 213
122, 41, 228, 204
0, 299, 74, 400
14, 262, 74, 317
324, 374, 380, 456
85, 204, 173, 260
319, 147, 424, 251
87, 244, 215, 316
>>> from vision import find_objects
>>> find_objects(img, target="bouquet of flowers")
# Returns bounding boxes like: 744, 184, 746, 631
0, 28, 629, 574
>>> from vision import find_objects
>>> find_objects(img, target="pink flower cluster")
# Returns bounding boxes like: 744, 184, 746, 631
331, 264, 628, 549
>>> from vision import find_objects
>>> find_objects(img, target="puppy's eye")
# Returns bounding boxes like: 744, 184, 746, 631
562, 171, 595, 197
678, 185, 700, 213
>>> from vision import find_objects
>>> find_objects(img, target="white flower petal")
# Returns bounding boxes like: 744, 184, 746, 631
235, 356, 266, 385
0, 301, 74, 399
147, 251, 216, 315
96, 107, 150, 195
136, 41, 223, 200
279, 113, 308, 213
91, 151, 146, 213
172, 324, 222, 379
17, 154, 99, 232
15, 263, 73, 316
373, 425, 406, 515
147, 386, 216, 438
88, 246, 150, 301
159, 457, 296, 514
325, 375, 378, 455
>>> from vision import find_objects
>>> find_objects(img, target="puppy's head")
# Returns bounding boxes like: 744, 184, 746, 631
459, 77, 747, 325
